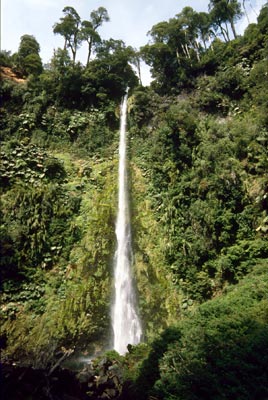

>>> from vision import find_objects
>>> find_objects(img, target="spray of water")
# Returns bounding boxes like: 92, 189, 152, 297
112, 93, 142, 355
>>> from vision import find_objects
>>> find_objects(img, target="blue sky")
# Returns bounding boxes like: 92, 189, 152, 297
1, 0, 266, 84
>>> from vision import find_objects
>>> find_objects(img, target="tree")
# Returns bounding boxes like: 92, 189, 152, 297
80, 7, 110, 66
82, 39, 138, 105
141, 9, 202, 92
23, 53, 43, 76
90, 6, 110, 28
18, 34, 40, 58
17, 34, 43, 76
51, 49, 83, 107
53, 6, 81, 64
80, 21, 101, 66
50, 48, 72, 73
0, 50, 13, 67
209, 0, 243, 40
257, 2, 268, 35
128, 48, 143, 85
174, 7, 212, 61
195, 12, 214, 50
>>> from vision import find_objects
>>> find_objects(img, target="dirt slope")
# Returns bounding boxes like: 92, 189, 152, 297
0, 66, 26, 83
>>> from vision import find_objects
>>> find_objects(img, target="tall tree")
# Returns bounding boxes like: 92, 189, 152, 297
17, 34, 43, 75
209, 0, 242, 40
53, 6, 81, 64
141, 8, 203, 92
176, 7, 202, 60
80, 7, 110, 66
82, 39, 138, 104
195, 12, 214, 50
80, 21, 101, 66
90, 7, 110, 30
18, 34, 40, 58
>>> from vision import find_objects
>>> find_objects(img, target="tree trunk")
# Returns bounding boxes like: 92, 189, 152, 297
70, 45, 76, 64
87, 39, 92, 67
220, 24, 229, 42
194, 40, 201, 62
208, 34, 214, 51
202, 37, 207, 50
185, 43, 191, 59
176, 48, 180, 64
224, 22, 231, 41
136, 57, 142, 85
242, 0, 250, 24
230, 19, 237, 39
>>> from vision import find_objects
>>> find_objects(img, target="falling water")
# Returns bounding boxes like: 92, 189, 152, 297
112, 93, 142, 355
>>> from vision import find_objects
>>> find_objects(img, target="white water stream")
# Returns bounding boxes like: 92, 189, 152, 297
112, 93, 142, 355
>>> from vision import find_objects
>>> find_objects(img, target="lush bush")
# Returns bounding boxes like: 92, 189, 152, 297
126, 263, 268, 400
1, 150, 117, 366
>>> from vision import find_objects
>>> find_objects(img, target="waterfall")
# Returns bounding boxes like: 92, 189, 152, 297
112, 93, 142, 355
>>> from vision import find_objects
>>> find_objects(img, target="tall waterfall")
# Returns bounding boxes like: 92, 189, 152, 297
112, 93, 142, 355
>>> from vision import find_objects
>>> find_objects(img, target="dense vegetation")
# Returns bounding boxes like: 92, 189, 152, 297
1, 1, 268, 398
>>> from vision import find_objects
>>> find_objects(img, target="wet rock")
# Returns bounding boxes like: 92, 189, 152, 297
80, 358, 124, 400
76, 363, 95, 384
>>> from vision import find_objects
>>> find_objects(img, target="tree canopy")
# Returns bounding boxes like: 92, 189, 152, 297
16, 34, 43, 76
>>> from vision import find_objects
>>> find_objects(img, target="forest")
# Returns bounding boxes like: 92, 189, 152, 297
1, 1, 268, 399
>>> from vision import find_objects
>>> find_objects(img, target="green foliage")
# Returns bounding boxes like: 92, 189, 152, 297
130, 38, 268, 308
124, 263, 268, 400
82, 39, 139, 106
134, 327, 181, 400
128, 86, 161, 128
53, 6, 110, 65
0, 142, 66, 188
142, 2, 268, 94
0, 80, 27, 130
257, 2, 268, 36
246, 59, 268, 128
23, 53, 43, 76
0, 50, 13, 67
195, 60, 249, 114
1, 151, 117, 366
130, 161, 180, 336
53, 6, 81, 64
153, 263, 268, 400
17, 34, 43, 76
37, 106, 117, 155
18, 34, 40, 58
80, 7, 110, 66
209, 0, 242, 40
1, 180, 78, 279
